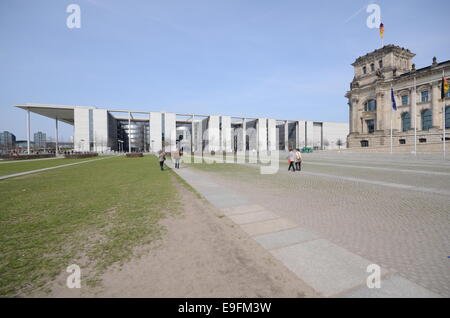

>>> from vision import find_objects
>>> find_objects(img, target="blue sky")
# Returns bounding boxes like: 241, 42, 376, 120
1, 0, 449, 140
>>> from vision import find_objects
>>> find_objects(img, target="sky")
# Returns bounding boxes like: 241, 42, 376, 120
1, 0, 449, 141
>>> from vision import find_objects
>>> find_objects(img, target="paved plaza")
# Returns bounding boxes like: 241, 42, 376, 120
170, 152, 450, 297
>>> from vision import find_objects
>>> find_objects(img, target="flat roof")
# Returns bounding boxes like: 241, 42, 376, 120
14, 103, 348, 125
14, 104, 82, 125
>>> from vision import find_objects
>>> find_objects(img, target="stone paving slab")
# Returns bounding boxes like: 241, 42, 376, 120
188, 186, 223, 196
254, 227, 320, 250
202, 192, 241, 201
187, 180, 221, 188
204, 196, 250, 208
341, 274, 441, 298
271, 239, 389, 297
240, 218, 297, 237
221, 204, 266, 216
228, 209, 279, 225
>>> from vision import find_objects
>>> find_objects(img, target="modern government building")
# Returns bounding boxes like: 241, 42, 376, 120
347, 45, 450, 148
16, 44, 447, 153
14, 104, 348, 154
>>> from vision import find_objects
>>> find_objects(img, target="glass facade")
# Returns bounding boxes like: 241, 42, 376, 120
366, 119, 375, 133
421, 90, 429, 103
401, 95, 409, 105
421, 109, 432, 130
401, 112, 411, 131
364, 99, 377, 111
0, 131, 16, 152
117, 120, 149, 152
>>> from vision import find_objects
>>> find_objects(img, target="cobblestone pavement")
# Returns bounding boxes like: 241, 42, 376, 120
185, 153, 450, 297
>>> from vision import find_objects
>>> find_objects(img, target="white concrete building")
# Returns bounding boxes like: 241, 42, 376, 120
15, 104, 349, 153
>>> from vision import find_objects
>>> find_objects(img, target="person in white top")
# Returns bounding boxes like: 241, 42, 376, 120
288, 149, 296, 172
172, 149, 181, 169
295, 148, 302, 171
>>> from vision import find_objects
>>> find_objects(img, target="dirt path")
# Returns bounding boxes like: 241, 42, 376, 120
43, 176, 317, 297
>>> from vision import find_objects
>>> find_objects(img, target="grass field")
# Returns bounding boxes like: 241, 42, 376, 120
0, 155, 179, 296
0, 157, 106, 177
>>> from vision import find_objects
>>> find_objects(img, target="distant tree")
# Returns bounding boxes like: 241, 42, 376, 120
323, 139, 330, 149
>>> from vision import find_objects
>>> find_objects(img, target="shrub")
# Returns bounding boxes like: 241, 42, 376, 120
0, 154, 55, 160
125, 152, 143, 158
64, 152, 99, 159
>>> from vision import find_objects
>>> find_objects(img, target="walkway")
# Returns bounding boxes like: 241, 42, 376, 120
166, 159, 442, 298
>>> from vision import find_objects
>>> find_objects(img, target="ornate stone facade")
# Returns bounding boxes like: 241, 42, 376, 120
346, 45, 450, 148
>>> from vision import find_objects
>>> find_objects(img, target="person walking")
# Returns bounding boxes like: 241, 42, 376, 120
158, 150, 166, 171
173, 148, 181, 169
295, 148, 302, 171
288, 149, 296, 172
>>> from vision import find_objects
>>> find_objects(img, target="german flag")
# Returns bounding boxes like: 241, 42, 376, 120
380, 23, 384, 38
442, 76, 449, 99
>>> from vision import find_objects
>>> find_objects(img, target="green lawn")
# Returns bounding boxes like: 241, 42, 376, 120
0, 155, 179, 296
0, 157, 104, 177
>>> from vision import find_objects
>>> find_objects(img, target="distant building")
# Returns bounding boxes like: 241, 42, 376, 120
46, 141, 73, 150
346, 45, 450, 148
15, 140, 34, 151
0, 131, 16, 152
33, 131, 47, 149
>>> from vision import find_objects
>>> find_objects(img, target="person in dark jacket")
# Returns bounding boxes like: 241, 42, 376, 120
158, 150, 166, 171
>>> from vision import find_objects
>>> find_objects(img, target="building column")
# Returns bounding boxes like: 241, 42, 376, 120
208, 115, 220, 152
431, 82, 441, 128
148, 114, 151, 153
284, 121, 288, 151
297, 120, 305, 148
410, 87, 417, 129
242, 118, 246, 152
150, 112, 162, 153
305, 121, 314, 147
348, 102, 353, 133
55, 117, 59, 153
376, 91, 384, 131
191, 114, 195, 152
128, 112, 131, 153
257, 118, 267, 152
164, 112, 176, 153
352, 99, 360, 133
256, 118, 259, 152
27, 109, 31, 154
221, 116, 232, 153
267, 118, 276, 151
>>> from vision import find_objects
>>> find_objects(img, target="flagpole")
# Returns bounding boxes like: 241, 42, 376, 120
380, 23, 384, 48
443, 70, 446, 160
390, 83, 393, 155
413, 77, 417, 156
